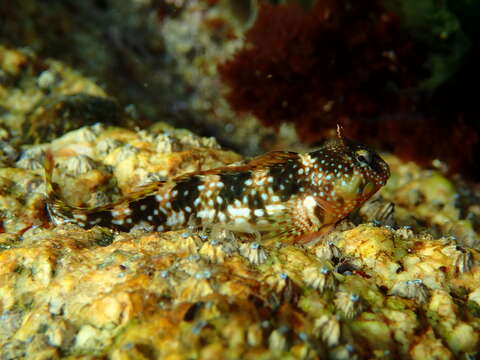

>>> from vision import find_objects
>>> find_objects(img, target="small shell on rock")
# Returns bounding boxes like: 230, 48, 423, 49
70, 125, 100, 143
129, 221, 155, 235
330, 344, 358, 360
179, 277, 214, 302
314, 315, 340, 347
315, 241, 342, 261
115, 144, 140, 162
247, 323, 263, 347
395, 226, 415, 241
135, 172, 168, 187
303, 266, 337, 292
0, 141, 18, 165
468, 288, 480, 307
95, 138, 123, 156
443, 221, 479, 248
359, 196, 396, 227
88, 191, 112, 207
239, 242, 268, 265
16, 148, 46, 170
37, 69, 59, 89
155, 134, 181, 153
179, 134, 221, 149
391, 279, 429, 304
177, 235, 202, 254
58, 155, 97, 176
209, 227, 237, 244
268, 327, 289, 353
334, 291, 364, 319
199, 241, 226, 263
453, 246, 473, 273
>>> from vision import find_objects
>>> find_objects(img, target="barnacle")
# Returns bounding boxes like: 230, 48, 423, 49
334, 291, 365, 319
0, 141, 18, 167
155, 134, 181, 153
239, 242, 268, 265
391, 279, 429, 304
199, 240, 226, 263
303, 265, 337, 292
268, 327, 290, 353
57, 155, 97, 176
314, 314, 341, 347
329, 344, 358, 360
442, 244, 474, 273
358, 196, 396, 227
95, 138, 123, 157
314, 240, 342, 261
16, 148, 46, 170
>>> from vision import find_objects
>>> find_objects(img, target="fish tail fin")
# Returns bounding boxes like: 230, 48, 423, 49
43, 151, 171, 229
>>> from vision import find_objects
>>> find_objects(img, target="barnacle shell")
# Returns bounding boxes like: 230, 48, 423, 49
95, 138, 123, 156
268, 328, 289, 353
303, 265, 337, 292
359, 195, 396, 227
57, 155, 97, 176
334, 291, 364, 319
314, 315, 340, 347
199, 240, 226, 263
239, 242, 268, 265
314, 240, 342, 261
391, 279, 429, 304
441, 244, 474, 273
329, 344, 358, 360
15, 148, 46, 170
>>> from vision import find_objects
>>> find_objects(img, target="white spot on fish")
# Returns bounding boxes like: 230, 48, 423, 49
218, 212, 227, 222
265, 204, 285, 213
254, 209, 264, 217
227, 205, 251, 218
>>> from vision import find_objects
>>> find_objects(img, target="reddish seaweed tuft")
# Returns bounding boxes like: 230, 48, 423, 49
219, 1, 480, 178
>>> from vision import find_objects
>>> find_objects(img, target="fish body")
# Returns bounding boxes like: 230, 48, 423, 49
45, 137, 390, 243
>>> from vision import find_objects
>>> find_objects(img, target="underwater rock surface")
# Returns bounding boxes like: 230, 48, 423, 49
0, 120, 479, 359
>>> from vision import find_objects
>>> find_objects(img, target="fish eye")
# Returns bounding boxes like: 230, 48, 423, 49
355, 149, 371, 166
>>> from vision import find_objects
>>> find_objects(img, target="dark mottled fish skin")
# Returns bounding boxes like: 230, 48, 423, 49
45, 137, 390, 243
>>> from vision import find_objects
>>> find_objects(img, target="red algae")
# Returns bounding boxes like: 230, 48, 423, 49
219, 0, 426, 140
219, 0, 480, 178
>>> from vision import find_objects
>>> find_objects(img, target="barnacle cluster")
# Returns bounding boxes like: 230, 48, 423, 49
0, 127, 479, 359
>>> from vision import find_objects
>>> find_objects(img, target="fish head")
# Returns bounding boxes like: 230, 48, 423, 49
309, 138, 390, 215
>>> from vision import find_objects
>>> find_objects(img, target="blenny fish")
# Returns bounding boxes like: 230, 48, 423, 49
44, 136, 390, 244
